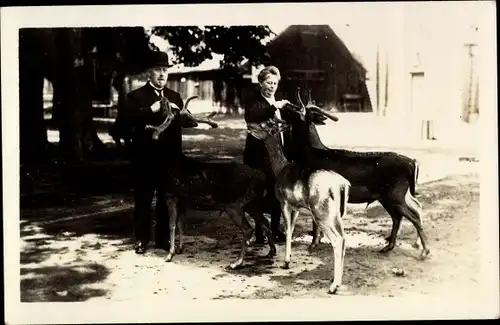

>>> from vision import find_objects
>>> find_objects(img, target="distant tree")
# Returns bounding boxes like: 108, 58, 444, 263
152, 26, 273, 114
152, 25, 273, 68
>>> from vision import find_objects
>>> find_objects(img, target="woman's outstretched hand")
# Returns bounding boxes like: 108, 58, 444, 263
275, 99, 291, 109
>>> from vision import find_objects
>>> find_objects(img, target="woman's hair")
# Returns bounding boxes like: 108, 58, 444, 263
257, 65, 281, 83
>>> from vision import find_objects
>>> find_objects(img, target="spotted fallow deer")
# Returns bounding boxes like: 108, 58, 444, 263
248, 116, 351, 294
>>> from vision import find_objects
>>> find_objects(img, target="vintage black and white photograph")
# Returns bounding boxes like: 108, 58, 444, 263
2, 2, 498, 323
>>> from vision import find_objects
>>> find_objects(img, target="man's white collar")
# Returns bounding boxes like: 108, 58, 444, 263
148, 81, 164, 92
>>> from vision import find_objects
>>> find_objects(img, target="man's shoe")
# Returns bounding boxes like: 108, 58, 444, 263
134, 241, 147, 254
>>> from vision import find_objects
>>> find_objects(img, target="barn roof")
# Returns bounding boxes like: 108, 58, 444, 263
266, 24, 367, 75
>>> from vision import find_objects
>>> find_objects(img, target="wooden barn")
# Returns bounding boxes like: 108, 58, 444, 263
160, 24, 375, 114
267, 25, 372, 112
166, 60, 255, 115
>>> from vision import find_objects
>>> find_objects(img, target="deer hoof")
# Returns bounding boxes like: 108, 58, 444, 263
266, 249, 276, 258
176, 247, 184, 254
281, 262, 290, 269
227, 262, 243, 270
328, 284, 340, 295
166, 253, 174, 262
379, 244, 394, 253
418, 249, 430, 260
308, 244, 318, 252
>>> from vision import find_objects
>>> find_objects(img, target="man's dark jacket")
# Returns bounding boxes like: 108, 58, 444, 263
120, 82, 185, 156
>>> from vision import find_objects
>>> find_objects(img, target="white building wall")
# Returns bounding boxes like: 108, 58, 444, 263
320, 2, 488, 140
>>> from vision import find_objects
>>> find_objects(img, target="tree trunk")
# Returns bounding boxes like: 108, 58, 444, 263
54, 28, 102, 165
112, 71, 128, 111
51, 76, 62, 129
19, 28, 106, 166
109, 70, 129, 150
19, 29, 49, 165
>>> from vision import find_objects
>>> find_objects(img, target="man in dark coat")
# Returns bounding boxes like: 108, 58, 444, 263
119, 51, 185, 254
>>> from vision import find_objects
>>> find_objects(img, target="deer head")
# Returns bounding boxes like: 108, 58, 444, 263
146, 96, 218, 140
247, 117, 290, 141
296, 88, 339, 124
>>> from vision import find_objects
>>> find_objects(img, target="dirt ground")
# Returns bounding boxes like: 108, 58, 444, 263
20, 173, 480, 302
19, 117, 484, 306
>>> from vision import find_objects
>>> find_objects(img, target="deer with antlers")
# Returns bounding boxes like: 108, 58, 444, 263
146, 96, 277, 269
282, 89, 429, 260
248, 113, 351, 294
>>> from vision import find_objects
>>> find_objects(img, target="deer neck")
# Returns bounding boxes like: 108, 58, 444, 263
308, 123, 329, 150
286, 122, 316, 160
262, 135, 289, 177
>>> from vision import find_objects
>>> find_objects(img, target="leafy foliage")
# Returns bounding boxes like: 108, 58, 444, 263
152, 25, 274, 68
85, 25, 274, 74
83, 27, 157, 74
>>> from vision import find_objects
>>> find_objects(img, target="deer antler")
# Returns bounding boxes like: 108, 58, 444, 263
191, 112, 218, 128
295, 88, 339, 122
179, 97, 218, 128
146, 95, 201, 140
307, 89, 313, 106
296, 87, 306, 110
307, 104, 340, 122
182, 96, 198, 114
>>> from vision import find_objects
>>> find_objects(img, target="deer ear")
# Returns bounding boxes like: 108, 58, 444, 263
309, 111, 327, 125
247, 123, 267, 140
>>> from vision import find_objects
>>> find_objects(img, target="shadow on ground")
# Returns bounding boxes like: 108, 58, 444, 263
19, 170, 479, 300
21, 264, 109, 302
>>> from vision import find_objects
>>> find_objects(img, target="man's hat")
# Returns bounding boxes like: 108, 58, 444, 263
147, 51, 173, 68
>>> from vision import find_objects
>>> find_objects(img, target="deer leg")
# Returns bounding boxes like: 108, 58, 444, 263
259, 216, 276, 258
165, 198, 178, 262
176, 206, 185, 255
309, 220, 322, 251
336, 212, 347, 294
291, 211, 299, 234
379, 200, 402, 253
391, 203, 429, 260
400, 189, 430, 260
407, 190, 424, 250
314, 211, 345, 295
281, 202, 298, 269
225, 207, 254, 270
247, 204, 276, 258
254, 223, 266, 245
378, 199, 398, 243
378, 196, 401, 242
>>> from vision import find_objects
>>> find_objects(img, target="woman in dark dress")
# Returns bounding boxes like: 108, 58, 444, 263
243, 66, 292, 244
